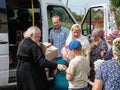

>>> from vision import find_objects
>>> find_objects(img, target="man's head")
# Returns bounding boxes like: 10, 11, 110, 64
24, 26, 41, 43
52, 16, 61, 30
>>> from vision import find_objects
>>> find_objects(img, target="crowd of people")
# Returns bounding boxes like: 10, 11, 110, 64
16, 15, 120, 90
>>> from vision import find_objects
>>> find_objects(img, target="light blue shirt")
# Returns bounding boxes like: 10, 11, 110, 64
49, 26, 69, 57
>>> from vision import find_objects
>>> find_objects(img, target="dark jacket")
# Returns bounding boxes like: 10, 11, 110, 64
17, 38, 57, 90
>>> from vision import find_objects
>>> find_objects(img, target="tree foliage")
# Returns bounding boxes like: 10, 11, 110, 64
110, 0, 120, 9
71, 11, 84, 21
110, 0, 120, 24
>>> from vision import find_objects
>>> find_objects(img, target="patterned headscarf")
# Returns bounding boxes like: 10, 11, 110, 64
112, 37, 120, 66
92, 29, 103, 39
106, 30, 119, 39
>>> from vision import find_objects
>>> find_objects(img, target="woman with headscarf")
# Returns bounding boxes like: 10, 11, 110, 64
88, 29, 108, 90
104, 30, 119, 60
61, 24, 90, 63
92, 37, 120, 90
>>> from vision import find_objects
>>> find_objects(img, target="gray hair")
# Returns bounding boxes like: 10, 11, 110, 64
24, 26, 40, 38
94, 59, 104, 69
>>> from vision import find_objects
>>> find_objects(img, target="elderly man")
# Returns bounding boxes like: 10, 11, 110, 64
17, 26, 66, 90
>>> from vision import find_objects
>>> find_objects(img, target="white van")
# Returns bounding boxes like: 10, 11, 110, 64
0, 0, 113, 87
0, 0, 77, 86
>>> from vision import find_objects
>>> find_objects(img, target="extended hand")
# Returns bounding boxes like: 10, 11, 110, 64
57, 64, 67, 71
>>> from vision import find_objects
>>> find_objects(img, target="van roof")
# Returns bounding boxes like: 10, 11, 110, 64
6, 0, 64, 9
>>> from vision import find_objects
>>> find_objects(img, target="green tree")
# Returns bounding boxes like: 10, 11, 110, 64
110, 0, 120, 25
71, 11, 84, 21
110, 0, 120, 9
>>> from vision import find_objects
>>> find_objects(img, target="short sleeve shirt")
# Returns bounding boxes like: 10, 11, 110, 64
95, 60, 120, 90
67, 56, 89, 89
49, 26, 69, 57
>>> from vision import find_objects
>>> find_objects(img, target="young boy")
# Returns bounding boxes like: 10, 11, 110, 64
66, 40, 90, 90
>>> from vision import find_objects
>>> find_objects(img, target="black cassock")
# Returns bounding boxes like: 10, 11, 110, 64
17, 38, 57, 90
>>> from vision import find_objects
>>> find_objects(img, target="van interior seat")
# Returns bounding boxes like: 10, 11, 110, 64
34, 12, 42, 29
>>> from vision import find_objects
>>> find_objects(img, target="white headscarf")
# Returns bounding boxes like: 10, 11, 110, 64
65, 24, 90, 57
65, 24, 84, 46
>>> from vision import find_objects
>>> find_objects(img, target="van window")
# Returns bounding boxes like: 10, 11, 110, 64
81, 6, 104, 36
0, 0, 8, 33
47, 6, 74, 30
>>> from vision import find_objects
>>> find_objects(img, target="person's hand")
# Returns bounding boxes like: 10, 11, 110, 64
87, 79, 94, 86
57, 64, 67, 71
101, 50, 106, 58
91, 42, 98, 49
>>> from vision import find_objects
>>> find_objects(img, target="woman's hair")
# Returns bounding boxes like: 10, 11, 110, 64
68, 24, 81, 38
23, 26, 40, 38
112, 37, 120, 66
70, 24, 81, 32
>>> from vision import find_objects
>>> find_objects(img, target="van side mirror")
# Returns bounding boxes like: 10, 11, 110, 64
87, 24, 94, 31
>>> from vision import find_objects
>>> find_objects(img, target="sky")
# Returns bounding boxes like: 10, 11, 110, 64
61, 0, 110, 15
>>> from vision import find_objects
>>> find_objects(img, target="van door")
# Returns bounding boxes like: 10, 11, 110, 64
5, 0, 42, 84
81, 4, 109, 39
0, 0, 9, 86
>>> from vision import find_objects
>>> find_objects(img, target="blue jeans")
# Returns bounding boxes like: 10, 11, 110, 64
69, 86, 88, 90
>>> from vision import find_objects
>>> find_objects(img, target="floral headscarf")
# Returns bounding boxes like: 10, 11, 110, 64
112, 37, 120, 66
106, 30, 119, 39
92, 29, 103, 38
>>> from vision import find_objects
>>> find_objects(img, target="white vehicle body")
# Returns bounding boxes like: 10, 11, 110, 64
81, 3, 117, 38
0, 0, 113, 87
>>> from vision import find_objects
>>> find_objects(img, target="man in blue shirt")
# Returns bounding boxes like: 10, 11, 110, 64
49, 16, 69, 59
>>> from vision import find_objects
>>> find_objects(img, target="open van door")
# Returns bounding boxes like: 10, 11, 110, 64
0, 0, 77, 87
0, 0, 9, 86
81, 4, 110, 40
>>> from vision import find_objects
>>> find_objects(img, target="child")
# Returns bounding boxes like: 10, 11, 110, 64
66, 40, 90, 90
53, 51, 69, 90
